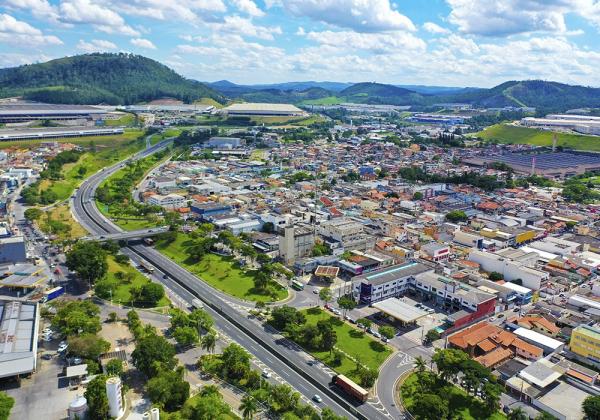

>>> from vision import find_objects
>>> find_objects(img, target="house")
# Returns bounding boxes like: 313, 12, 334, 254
511, 314, 560, 337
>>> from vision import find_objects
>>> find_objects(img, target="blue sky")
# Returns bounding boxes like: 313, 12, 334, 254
1, 0, 600, 87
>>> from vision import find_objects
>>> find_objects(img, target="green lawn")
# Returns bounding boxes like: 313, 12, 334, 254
104, 113, 136, 126
155, 233, 288, 303
38, 204, 87, 241
300, 308, 392, 384
401, 372, 506, 420
300, 96, 343, 105
0, 129, 144, 149
477, 123, 600, 151
95, 255, 170, 307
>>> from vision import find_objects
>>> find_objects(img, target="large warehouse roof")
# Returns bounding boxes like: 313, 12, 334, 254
372, 298, 429, 323
0, 127, 124, 141
224, 103, 304, 113
0, 103, 106, 116
0, 300, 39, 378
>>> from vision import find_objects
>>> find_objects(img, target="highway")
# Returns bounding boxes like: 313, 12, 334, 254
80, 226, 169, 241
71, 139, 390, 420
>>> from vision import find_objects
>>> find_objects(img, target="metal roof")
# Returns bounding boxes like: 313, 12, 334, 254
372, 298, 429, 323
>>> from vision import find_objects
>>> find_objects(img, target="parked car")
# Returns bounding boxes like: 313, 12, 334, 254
381, 337, 389, 343
357, 323, 365, 329
57, 343, 68, 353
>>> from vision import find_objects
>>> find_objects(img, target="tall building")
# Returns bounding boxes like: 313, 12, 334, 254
570, 325, 600, 364
106, 376, 124, 418
279, 227, 315, 265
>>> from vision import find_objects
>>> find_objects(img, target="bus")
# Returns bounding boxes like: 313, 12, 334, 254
291, 280, 304, 291
140, 261, 155, 274
332, 374, 369, 403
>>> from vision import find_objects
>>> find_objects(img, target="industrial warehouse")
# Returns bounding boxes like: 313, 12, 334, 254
222, 102, 306, 117
465, 150, 600, 178
0, 127, 124, 141
0, 103, 108, 123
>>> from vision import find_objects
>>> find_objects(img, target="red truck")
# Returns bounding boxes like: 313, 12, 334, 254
332, 374, 369, 403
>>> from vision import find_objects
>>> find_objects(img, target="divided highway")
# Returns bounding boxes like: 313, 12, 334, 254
71, 140, 391, 420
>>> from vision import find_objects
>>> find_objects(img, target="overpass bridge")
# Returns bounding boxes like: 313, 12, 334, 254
81, 226, 169, 242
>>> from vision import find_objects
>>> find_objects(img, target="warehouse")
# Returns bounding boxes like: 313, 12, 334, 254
0, 299, 39, 379
223, 103, 306, 117
0, 127, 124, 141
0, 103, 107, 122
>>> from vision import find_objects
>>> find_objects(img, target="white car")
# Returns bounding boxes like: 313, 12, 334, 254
57, 343, 68, 352
312, 395, 322, 403
261, 369, 272, 378
489, 317, 496, 322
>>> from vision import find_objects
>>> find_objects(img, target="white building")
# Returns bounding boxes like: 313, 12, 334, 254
319, 218, 373, 251
528, 237, 581, 257
106, 376, 124, 418
147, 193, 186, 209
207, 137, 245, 149
469, 249, 549, 290
279, 227, 315, 265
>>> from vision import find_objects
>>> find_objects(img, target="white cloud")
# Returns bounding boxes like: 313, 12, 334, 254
305, 30, 426, 53
59, 0, 140, 36
0, 13, 62, 46
3, 0, 60, 22
111, 0, 227, 22
208, 16, 282, 40
0, 52, 56, 68
77, 38, 118, 52
282, 0, 416, 32
130, 37, 156, 49
230, 0, 265, 17
445, 0, 594, 36
423, 22, 450, 35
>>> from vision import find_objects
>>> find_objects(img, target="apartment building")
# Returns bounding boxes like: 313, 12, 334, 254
279, 227, 315, 265
570, 325, 600, 364
147, 193, 186, 209
319, 218, 374, 251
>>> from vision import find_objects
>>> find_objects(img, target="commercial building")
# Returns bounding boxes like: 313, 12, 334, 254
513, 327, 564, 355
279, 227, 315, 265
207, 137, 245, 149
469, 249, 549, 290
406, 114, 468, 125
319, 218, 374, 252
453, 230, 484, 249
0, 300, 40, 379
0, 236, 27, 263
147, 193, 186, 209
570, 325, 600, 364
223, 103, 306, 117
372, 298, 429, 325
0, 127, 124, 142
190, 202, 232, 220
420, 242, 450, 262
521, 114, 600, 135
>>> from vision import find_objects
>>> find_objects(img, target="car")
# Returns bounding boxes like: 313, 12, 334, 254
497, 313, 505, 318
42, 327, 53, 335
41, 353, 53, 360
70, 357, 82, 365
163, 274, 168, 279
332, 309, 341, 315
513, 308, 520, 312
357, 323, 365, 329
312, 395, 322, 403
348, 318, 356, 324
312, 289, 319, 294
427, 308, 435, 314
261, 369, 271, 378
381, 337, 389, 343
372, 331, 381, 338
489, 317, 496, 322
57, 343, 68, 352
42, 334, 53, 342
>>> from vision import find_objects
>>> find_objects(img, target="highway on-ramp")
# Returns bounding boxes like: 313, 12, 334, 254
71, 139, 391, 420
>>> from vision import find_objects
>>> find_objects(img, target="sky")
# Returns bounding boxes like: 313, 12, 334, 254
2, 0, 600, 87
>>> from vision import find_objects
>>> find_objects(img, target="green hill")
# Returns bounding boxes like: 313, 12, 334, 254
0, 53, 224, 105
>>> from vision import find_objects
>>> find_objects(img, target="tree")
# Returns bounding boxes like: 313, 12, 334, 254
432, 348, 469, 382
254, 271, 270, 291
411, 393, 448, 420
221, 344, 251, 381
356, 317, 372, 329
77, 166, 87, 177
445, 210, 468, 223
107, 311, 118, 323
114, 253, 129, 264
358, 367, 378, 387
147, 367, 190, 411
24, 208, 43, 221
140, 282, 165, 306
536, 412, 559, 420
52, 300, 101, 335
66, 241, 108, 286
67, 334, 110, 360
379, 325, 395, 339
105, 359, 124, 377
414, 356, 427, 374
184, 390, 232, 420
321, 407, 346, 420
413, 191, 423, 200
319, 288, 333, 306
424, 328, 441, 344
508, 407, 529, 420
483, 382, 503, 415
317, 320, 337, 352
262, 222, 275, 233
270, 384, 300, 414
270, 306, 306, 330
239, 394, 259, 419
190, 309, 214, 332
337, 295, 356, 317
489, 271, 504, 281
583, 395, 600, 420
84, 375, 109, 420
0, 392, 14, 420
131, 333, 176, 377
201, 331, 217, 354
173, 326, 199, 347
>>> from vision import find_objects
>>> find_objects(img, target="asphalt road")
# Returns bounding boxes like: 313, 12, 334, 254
71, 140, 388, 420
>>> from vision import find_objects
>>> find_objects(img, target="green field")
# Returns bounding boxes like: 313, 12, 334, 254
42, 131, 146, 202
95, 255, 170, 307
38, 204, 87, 241
0, 129, 144, 149
155, 233, 288, 303
104, 113, 137, 126
193, 97, 225, 109
477, 124, 600, 151
401, 372, 506, 420
300, 96, 343, 105
301, 308, 392, 384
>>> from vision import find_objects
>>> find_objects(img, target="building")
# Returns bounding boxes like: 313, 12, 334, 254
351, 261, 433, 304
570, 325, 600, 364
453, 230, 484, 249
319, 218, 374, 252
106, 376, 124, 418
147, 193, 186, 209
469, 249, 549, 290
207, 137, 245, 149
0, 127, 124, 141
190, 202, 232, 220
0, 103, 107, 123
279, 227, 315, 265
521, 114, 600, 135
513, 327, 564, 355
420, 243, 450, 262
0, 236, 27, 263
0, 300, 39, 379
223, 103, 306, 117
511, 314, 560, 337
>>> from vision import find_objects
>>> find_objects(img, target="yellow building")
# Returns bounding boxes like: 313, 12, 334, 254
570, 325, 600, 363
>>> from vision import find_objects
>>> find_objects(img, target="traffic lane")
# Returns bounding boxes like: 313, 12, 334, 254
130, 245, 381, 420
124, 248, 356, 419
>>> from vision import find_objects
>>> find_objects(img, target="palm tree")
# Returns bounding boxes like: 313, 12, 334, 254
201, 332, 217, 354
239, 394, 259, 419
508, 407, 528, 420
414, 356, 427, 374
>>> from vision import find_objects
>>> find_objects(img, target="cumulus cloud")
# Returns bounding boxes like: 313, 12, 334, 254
111, 0, 227, 22
0, 13, 62, 46
208, 15, 282, 40
59, 0, 140, 36
282, 0, 416, 32
423, 22, 450, 35
230, 0, 265, 17
77, 38, 118, 52
3, 0, 60, 22
130, 37, 156, 49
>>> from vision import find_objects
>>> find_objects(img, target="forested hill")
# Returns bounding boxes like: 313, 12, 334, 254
0, 53, 224, 105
